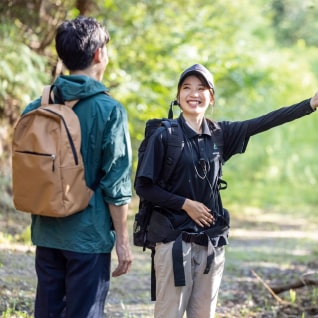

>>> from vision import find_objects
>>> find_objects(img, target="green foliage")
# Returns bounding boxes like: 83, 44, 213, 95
0, 24, 49, 169
0, 36, 48, 105
289, 289, 297, 303
100, 0, 318, 211
16, 226, 31, 245
269, 0, 318, 47
2, 307, 32, 318
105, 0, 270, 117
1, 0, 318, 211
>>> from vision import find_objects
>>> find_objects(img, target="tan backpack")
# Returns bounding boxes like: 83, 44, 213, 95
12, 85, 93, 217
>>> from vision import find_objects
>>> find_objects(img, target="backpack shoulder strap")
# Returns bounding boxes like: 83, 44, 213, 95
41, 85, 79, 108
206, 118, 227, 189
159, 119, 184, 187
41, 85, 52, 106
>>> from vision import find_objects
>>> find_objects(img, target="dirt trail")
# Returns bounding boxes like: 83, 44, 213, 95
0, 209, 317, 317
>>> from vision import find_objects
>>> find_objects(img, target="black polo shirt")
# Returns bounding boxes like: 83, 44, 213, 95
135, 98, 313, 233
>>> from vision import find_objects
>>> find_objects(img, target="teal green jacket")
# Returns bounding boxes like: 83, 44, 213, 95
23, 75, 132, 253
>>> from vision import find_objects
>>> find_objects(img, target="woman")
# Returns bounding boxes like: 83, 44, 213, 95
135, 63, 318, 318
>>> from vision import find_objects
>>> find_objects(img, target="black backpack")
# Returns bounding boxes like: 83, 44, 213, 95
133, 101, 182, 250
133, 114, 184, 250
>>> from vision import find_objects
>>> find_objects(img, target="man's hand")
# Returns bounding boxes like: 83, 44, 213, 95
112, 239, 133, 277
109, 203, 133, 277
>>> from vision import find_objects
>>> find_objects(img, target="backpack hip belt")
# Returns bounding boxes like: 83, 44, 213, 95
171, 226, 229, 287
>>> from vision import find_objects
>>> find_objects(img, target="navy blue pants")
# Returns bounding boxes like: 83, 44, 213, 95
34, 246, 111, 318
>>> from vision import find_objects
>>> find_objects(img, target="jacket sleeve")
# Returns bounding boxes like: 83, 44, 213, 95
100, 104, 132, 205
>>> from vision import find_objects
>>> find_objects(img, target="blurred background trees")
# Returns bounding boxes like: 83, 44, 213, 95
1, 0, 318, 213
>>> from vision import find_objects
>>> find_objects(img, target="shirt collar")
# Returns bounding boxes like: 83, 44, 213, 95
179, 114, 212, 137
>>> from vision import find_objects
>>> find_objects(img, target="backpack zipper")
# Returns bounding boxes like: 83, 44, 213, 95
16, 151, 56, 171
43, 108, 79, 165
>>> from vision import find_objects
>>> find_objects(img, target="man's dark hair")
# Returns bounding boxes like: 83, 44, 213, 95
55, 16, 110, 71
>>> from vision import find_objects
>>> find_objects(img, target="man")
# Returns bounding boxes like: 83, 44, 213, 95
22, 16, 132, 317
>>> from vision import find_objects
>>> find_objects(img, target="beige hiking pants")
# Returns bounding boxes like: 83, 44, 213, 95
154, 241, 225, 318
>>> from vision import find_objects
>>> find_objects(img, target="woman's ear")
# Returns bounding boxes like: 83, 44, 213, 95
209, 92, 215, 106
